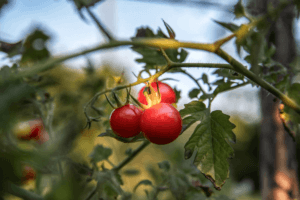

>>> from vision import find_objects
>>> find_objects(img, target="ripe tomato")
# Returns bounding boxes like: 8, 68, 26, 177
140, 103, 182, 145
109, 104, 143, 138
138, 81, 176, 105
22, 165, 36, 182
18, 119, 49, 144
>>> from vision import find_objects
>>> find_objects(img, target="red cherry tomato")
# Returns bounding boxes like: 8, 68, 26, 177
140, 103, 182, 145
22, 165, 36, 182
19, 119, 48, 143
109, 104, 143, 138
138, 81, 176, 105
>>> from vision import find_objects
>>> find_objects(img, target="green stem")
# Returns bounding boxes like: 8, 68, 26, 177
4, 181, 44, 200
216, 48, 300, 115
10, 37, 300, 116
180, 69, 208, 96
170, 63, 233, 70
113, 140, 150, 172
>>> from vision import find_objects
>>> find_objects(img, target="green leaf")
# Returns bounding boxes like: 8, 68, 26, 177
213, 68, 244, 80
122, 169, 140, 176
202, 73, 209, 85
0, 0, 8, 11
95, 171, 121, 199
188, 88, 201, 99
125, 148, 133, 156
72, 0, 105, 10
21, 29, 51, 64
98, 129, 146, 143
133, 180, 153, 192
131, 27, 188, 70
212, 79, 235, 97
180, 101, 207, 127
182, 101, 236, 190
233, 0, 245, 19
214, 20, 240, 32
89, 145, 112, 163
158, 160, 171, 172
0, 40, 23, 57
173, 86, 181, 103
199, 93, 214, 101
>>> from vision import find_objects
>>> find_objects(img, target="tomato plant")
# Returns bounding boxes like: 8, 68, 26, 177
140, 103, 182, 145
138, 81, 176, 105
109, 104, 143, 138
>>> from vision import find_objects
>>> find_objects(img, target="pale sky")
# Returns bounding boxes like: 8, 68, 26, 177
0, 0, 263, 123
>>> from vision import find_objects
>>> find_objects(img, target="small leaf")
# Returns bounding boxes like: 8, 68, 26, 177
72, 0, 105, 10
122, 169, 140, 176
89, 145, 112, 163
98, 129, 146, 143
202, 73, 209, 85
162, 19, 176, 39
158, 160, 171, 172
125, 148, 133, 156
173, 86, 181, 103
214, 20, 240, 32
233, 0, 245, 19
133, 180, 153, 192
188, 88, 201, 99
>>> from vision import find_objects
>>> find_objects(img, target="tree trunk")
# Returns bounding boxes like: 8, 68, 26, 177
249, 0, 299, 199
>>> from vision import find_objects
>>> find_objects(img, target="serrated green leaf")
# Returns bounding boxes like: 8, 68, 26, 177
214, 20, 240, 32
188, 88, 201, 99
212, 79, 235, 97
213, 68, 244, 80
158, 160, 171, 171
89, 145, 112, 163
183, 107, 236, 190
133, 180, 153, 192
180, 101, 207, 127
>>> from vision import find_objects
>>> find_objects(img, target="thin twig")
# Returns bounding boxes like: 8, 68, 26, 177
85, 7, 115, 41
113, 140, 151, 172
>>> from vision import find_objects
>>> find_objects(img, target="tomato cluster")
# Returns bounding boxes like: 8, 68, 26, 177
109, 80, 182, 145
